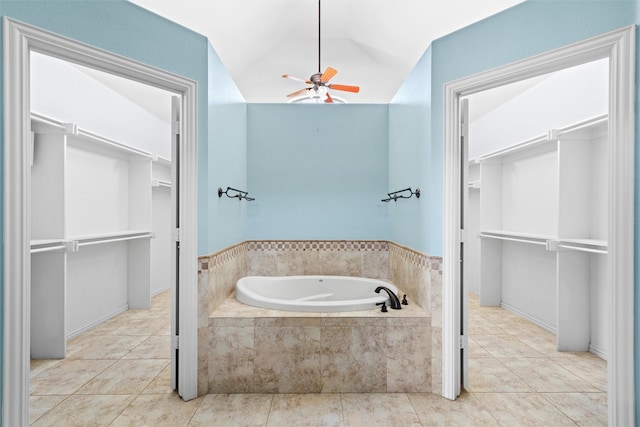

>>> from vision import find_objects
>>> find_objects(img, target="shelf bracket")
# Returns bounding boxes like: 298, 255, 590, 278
65, 240, 79, 253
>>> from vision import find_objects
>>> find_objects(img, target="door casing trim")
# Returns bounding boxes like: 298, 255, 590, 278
3, 17, 200, 426
442, 25, 635, 426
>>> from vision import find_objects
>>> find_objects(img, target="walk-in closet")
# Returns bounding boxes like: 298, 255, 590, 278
29, 52, 174, 358
465, 58, 610, 358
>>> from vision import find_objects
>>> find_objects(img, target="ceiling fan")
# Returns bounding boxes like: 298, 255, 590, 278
282, 0, 360, 103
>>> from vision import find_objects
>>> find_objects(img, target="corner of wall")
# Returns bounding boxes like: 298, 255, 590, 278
388, 45, 433, 253
207, 42, 248, 253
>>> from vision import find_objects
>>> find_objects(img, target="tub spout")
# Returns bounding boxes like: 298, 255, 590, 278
374, 286, 402, 310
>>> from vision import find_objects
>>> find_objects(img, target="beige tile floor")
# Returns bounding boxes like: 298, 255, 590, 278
29, 290, 607, 426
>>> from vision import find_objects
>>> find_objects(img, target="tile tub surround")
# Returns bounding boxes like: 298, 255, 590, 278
198, 242, 247, 395
208, 294, 431, 393
246, 240, 390, 280
387, 242, 443, 393
198, 240, 442, 396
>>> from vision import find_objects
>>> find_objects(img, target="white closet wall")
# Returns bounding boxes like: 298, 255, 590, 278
466, 59, 609, 358
468, 58, 608, 159
30, 52, 173, 159
151, 158, 173, 296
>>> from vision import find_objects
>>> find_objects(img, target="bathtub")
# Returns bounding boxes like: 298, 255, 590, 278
235, 275, 399, 312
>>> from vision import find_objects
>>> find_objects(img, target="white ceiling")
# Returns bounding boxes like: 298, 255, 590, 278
128, 0, 523, 103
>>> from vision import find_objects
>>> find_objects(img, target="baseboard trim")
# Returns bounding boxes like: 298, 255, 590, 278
66, 304, 129, 339
500, 301, 556, 334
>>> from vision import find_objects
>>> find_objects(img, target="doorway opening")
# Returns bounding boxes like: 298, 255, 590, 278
462, 57, 609, 423
28, 50, 177, 420
4, 18, 199, 426
442, 25, 635, 426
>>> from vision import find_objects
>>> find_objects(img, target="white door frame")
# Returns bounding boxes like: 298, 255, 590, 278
442, 25, 635, 426
3, 17, 200, 426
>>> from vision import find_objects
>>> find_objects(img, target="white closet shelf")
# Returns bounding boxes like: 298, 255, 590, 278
31, 113, 153, 161
151, 178, 172, 189
153, 156, 172, 167
476, 115, 608, 164
478, 230, 553, 246
478, 134, 554, 163
558, 114, 608, 139
71, 130, 153, 161
31, 231, 155, 253
479, 230, 608, 254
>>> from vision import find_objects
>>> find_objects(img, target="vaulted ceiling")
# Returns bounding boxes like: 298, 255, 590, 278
128, 0, 523, 103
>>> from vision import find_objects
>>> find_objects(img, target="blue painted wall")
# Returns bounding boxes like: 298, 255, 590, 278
0, 0, 212, 416
207, 43, 248, 252
246, 104, 390, 240
389, 47, 432, 252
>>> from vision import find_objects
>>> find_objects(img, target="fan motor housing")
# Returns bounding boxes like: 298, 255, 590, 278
310, 73, 323, 85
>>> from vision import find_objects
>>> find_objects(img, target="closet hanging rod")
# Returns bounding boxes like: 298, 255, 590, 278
381, 187, 420, 202
30, 244, 68, 254
30, 239, 77, 254
76, 233, 154, 248
478, 232, 547, 246
218, 186, 255, 201
556, 244, 608, 255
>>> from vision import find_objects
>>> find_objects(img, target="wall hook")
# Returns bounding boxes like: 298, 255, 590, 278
381, 187, 420, 202
218, 186, 255, 201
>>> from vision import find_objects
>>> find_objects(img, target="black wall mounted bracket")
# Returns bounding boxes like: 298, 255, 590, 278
381, 187, 420, 202
218, 186, 255, 201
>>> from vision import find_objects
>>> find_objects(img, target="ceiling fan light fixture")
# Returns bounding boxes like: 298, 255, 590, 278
317, 86, 328, 100
282, 0, 359, 103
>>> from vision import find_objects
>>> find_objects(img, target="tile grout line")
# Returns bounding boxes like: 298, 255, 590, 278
339, 393, 347, 427
536, 391, 593, 426
263, 393, 275, 427
405, 393, 426, 426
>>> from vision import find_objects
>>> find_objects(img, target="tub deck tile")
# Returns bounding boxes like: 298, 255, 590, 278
254, 325, 322, 393
208, 326, 255, 393
208, 292, 432, 394
320, 326, 387, 393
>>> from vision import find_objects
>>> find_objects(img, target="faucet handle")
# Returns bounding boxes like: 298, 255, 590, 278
402, 295, 408, 305
376, 302, 388, 313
